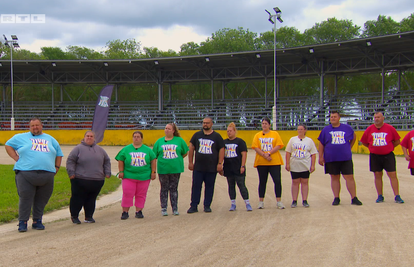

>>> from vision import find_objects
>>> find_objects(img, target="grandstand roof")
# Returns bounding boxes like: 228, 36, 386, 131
1, 31, 414, 84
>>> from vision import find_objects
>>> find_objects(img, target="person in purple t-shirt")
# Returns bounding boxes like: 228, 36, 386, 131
318, 111, 362, 206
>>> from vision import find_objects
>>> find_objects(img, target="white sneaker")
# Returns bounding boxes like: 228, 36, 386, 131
258, 201, 264, 209
277, 201, 285, 209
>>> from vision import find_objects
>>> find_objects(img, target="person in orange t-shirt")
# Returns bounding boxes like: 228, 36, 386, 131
251, 117, 285, 209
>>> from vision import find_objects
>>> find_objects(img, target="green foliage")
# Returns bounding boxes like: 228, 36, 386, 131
104, 38, 142, 59
41, 47, 74, 60
400, 13, 414, 32
142, 47, 179, 58
304, 17, 360, 44
256, 27, 305, 50
198, 27, 257, 54
66, 45, 104, 60
0, 165, 121, 223
179, 41, 200, 56
362, 15, 400, 37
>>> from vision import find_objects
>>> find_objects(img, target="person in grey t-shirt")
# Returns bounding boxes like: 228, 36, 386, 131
66, 131, 111, 224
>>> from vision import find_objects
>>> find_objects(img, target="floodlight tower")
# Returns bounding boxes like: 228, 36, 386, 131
265, 7, 283, 130
3, 34, 19, 131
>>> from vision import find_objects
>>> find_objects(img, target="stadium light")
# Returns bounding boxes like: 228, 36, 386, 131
265, 7, 283, 130
3, 34, 19, 131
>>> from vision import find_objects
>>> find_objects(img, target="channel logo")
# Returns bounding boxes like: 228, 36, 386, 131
0, 14, 46, 23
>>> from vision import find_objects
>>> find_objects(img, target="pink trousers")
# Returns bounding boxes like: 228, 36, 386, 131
121, 178, 151, 208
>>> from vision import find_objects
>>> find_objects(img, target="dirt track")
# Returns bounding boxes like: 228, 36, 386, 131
1, 145, 414, 267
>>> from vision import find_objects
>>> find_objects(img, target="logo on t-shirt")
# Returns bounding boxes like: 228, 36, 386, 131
259, 138, 274, 152
225, 144, 238, 158
161, 144, 178, 159
329, 131, 346, 144
30, 138, 50, 152
130, 152, 147, 167
198, 138, 215, 154
292, 143, 307, 158
371, 132, 388, 146
411, 137, 414, 151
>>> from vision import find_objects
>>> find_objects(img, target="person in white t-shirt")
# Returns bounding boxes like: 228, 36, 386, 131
285, 124, 317, 208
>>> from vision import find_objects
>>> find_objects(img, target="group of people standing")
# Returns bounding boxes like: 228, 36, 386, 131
5, 112, 413, 232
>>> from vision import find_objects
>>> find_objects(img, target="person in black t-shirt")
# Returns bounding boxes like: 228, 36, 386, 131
221, 122, 252, 211
187, 117, 224, 213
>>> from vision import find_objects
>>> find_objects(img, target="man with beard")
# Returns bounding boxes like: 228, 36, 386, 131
187, 117, 224, 213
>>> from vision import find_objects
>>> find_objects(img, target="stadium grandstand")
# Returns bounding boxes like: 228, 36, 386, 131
1, 32, 414, 131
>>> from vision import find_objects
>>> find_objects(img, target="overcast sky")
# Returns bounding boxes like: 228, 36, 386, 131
1, 0, 413, 54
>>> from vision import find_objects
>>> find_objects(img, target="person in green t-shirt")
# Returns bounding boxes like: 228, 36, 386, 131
115, 131, 156, 220
153, 123, 189, 216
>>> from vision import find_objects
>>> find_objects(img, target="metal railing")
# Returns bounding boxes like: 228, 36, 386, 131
1, 90, 413, 131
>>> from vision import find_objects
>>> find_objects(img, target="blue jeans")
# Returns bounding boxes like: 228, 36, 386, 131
190, 171, 217, 208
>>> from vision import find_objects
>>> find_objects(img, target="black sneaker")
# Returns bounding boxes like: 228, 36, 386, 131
135, 211, 144, 219
121, 212, 129, 220
332, 197, 340, 206
302, 200, 310, 208
71, 217, 81, 224
84, 217, 96, 223
351, 197, 363, 206
204, 206, 212, 213
18, 220, 27, 232
187, 206, 198, 214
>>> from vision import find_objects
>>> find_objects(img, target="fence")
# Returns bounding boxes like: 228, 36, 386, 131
1, 90, 413, 130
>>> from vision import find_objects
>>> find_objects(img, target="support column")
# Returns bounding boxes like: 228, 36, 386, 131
319, 61, 325, 126
169, 83, 172, 101
398, 69, 401, 91
115, 84, 118, 101
264, 74, 268, 108
158, 83, 163, 111
211, 79, 214, 109
222, 81, 225, 100
381, 55, 385, 104
60, 84, 64, 102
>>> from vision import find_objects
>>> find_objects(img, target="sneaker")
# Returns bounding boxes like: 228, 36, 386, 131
161, 208, 168, 216
277, 201, 285, 209
376, 195, 384, 203
84, 218, 95, 223
18, 220, 27, 232
187, 206, 198, 214
121, 212, 129, 220
291, 200, 297, 208
204, 206, 212, 213
332, 197, 340, 206
258, 201, 264, 209
246, 203, 253, 211
395, 195, 404, 204
173, 210, 180, 216
135, 211, 144, 218
303, 200, 310, 208
229, 204, 236, 211
351, 197, 363, 206
71, 217, 81, 224
32, 219, 45, 230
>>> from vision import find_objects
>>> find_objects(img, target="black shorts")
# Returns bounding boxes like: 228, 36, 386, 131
410, 168, 414, 176
324, 160, 354, 175
291, 171, 310, 179
369, 152, 396, 172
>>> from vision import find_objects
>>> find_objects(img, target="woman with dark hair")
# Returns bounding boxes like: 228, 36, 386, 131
285, 124, 317, 208
222, 122, 252, 211
251, 117, 285, 209
153, 123, 188, 216
116, 131, 156, 220
66, 131, 111, 224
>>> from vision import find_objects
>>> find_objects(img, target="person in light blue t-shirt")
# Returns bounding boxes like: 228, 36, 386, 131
5, 117, 63, 233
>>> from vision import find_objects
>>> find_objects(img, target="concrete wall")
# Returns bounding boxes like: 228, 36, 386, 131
0, 129, 410, 155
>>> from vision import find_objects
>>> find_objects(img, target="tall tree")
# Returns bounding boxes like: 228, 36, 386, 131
303, 18, 360, 44
198, 27, 257, 54
104, 38, 142, 59
179, 41, 200, 56
256, 26, 305, 50
66, 45, 103, 59
142, 47, 178, 58
400, 13, 414, 32
361, 15, 399, 37
40, 47, 72, 59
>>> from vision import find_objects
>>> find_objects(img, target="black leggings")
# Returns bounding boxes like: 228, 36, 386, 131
257, 165, 282, 198
70, 178, 104, 218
